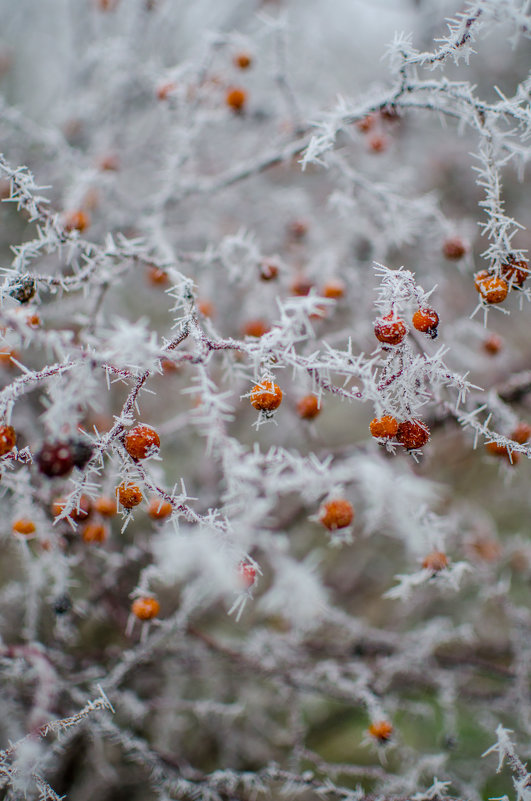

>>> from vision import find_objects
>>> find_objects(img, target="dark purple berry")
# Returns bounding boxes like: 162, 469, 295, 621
53, 593, 72, 615
68, 438, 94, 469
8, 275, 36, 304
36, 441, 74, 477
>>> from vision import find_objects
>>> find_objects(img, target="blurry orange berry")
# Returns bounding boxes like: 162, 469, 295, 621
82, 523, 108, 544
483, 333, 502, 355
443, 237, 467, 260
422, 551, 448, 572
368, 720, 393, 742
0, 349, 19, 368
477, 275, 508, 304
511, 422, 531, 445
259, 261, 279, 281
238, 562, 256, 588
485, 441, 519, 464
243, 319, 270, 338
319, 499, 354, 531
234, 52, 252, 69
52, 495, 92, 523
96, 0, 119, 9
198, 300, 214, 317
396, 419, 430, 450
374, 313, 406, 345
250, 379, 283, 412
160, 358, 179, 374
290, 274, 314, 296
226, 87, 247, 112
356, 114, 376, 133
12, 518, 36, 536
368, 133, 388, 153
412, 307, 439, 338
156, 81, 177, 101
64, 210, 90, 233
369, 415, 398, 440
147, 265, 169, 286
288, 219, 308, 240
297, 395, 321, 420
98, 153, 119, 171
124, 424, 160, 460
26, 313, 41, 328
131, 596, 160, 620
468, 537, 502, 563
0, 424, 16, 456
94, 496, 117, 517
147, 497, 173, 520
118, 482, 143, 509
322, 279, 345, 299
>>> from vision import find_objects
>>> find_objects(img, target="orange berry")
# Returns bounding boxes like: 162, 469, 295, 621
26, 313, 40, 328
160, 358, 179, 373
131, 596, 160, 620
147, 497, 173, 520
368, 133, 387, 153
64, 210, 90, 233
226, 87, 247, 112
234, 52, 252, 69
243, 319, 270, 338
422, 551, 448, 572
94, 496, 117, 517
118, 482, 143, 509
98, 153, 119, 171
250, 379, 283, 412
319, 499, 354, 531
374, 313, 407, 346
368, 720, 393, 742
473, 270, 491, 292
412, 307, 439, 338
468, 537, 502, 563
369, 415, 398, 439
290, 274, 314, 296
443, 237, 467, 260
96, 0, 119, 9
322, 279, 346, 299
477, 275, 508, 304
198, 300, 214, 317
396, 419, 430, 450
156, 81, 177, 100
485, 441, 519, 464
296, 395, 321, 420
12, 518, 36, 536
238, 562, 256, 589
82, 522, 108, 544
0, 350, 18, 368
501, 256, 528, 288
483, 333, 502, 355
356, 114, 376, 133
124, 424, 160, 460
259, 261, 279, 281
52, 495, 92, 523
511, 422, 531, 445
0, 424, 16, 457
147, 265, 169, 286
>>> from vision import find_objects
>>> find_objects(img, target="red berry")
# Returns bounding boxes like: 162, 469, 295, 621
412, 307, 439, 338
124, 425, 160, 460
511, 422, 531, 444
501, 256, 529, 288
374, 313, 407, 346
0, 424, 16, 457
242, 320, 270, 338
64, 210, 90, 233
238, 562, 256, 589
290, 274, 314, 296
259, 261, 279, 281
396, 420, 430, 450
483, 333, 502, 355
369, 415, 398, 439
37, 441, 74, 477
443, 237, 467, 260
250, 380, 283, 412
319, 499, 354, 530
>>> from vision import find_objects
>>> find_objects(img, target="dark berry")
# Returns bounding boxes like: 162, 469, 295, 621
36, 441, 74, 478
53, 593, 72, 615
8, 275, 36, 304
68, 438, 94, 469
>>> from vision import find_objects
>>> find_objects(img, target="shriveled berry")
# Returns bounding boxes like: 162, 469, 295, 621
124, 424, 160, 460
368, 720, 393, 742
422, 551, 448, 572
53, 593, 72, 615
118, 482, 143, 509
94, 496, 117, 517
131, 596, 160, 620
477, 275, 508, 304
297, 395, 321, 420
82, 522, 108, 544
412, 307, 439, 338
369, 415, 398, 439
396, 419, 430, 450
8, 275, 36, 304
12, 518, 36, 536
0, 424, 16, 457
374, 313, 407, 346
147, 497, 173, 520
37, 441, 74, 477
319, 499, 354, 530
511, 422, 531, 445
68, 438, 94, 469
226, 87, 247, 112
238, 562, 256, 589
443, 237, 467, 260
250, 379, 283, 412
501, 256, 528, 287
